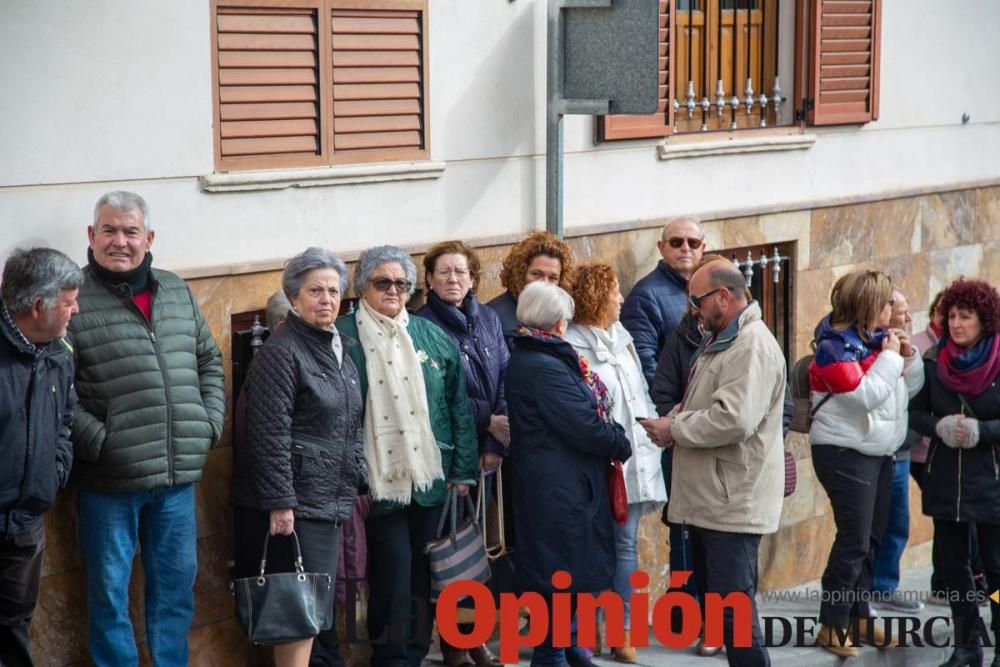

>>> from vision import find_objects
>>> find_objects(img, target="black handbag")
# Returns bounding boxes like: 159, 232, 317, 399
425, 488, 491, 601
231, 530, 333, 645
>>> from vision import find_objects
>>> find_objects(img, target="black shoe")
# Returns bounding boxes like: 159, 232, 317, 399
565, 646, 598, 667
939, 645, 983, 667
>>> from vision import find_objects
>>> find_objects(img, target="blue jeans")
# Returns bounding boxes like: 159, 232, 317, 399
872, 459, 910, 592
612, 503, 649, 629
78, 484, 198, 667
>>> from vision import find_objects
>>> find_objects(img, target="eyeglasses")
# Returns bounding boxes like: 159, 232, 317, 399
667, 236, 703, 250
689, 287, 723, 310
370, 277, 413, 293
434, 268, 470, 279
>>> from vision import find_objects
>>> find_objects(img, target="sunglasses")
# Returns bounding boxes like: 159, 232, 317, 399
370, 277, 413, 293
688, 287, 723, 310
667, 236, 703, 250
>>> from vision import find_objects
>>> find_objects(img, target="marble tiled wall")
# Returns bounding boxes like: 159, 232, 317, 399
33, 184, 999, 665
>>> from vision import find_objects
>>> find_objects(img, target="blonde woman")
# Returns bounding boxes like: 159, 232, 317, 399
808, 270, 923, 657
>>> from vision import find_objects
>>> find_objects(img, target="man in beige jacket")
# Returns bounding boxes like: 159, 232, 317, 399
642, 260, 785, 667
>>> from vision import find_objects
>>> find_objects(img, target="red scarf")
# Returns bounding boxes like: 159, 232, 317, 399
937, 335, 1000, 398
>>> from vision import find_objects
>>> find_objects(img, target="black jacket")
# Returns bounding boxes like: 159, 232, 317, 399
232, 311, 366, 523
651, 312, 702, 416
417, 292, 509, 455
0, 301, 75, 537
910, 348, 1000, 523
486, 290, 518, 349
505, 332, 631, 595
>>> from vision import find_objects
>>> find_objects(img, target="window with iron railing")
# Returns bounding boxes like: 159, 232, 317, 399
598, 0, 882, 141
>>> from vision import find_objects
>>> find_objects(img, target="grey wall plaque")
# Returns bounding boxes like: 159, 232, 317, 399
562, 0, 660, 115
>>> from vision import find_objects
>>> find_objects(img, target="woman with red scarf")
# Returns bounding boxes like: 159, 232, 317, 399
910, 278, 1000, 667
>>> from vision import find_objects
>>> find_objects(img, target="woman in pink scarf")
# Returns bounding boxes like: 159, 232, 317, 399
910, 279, 1000, 667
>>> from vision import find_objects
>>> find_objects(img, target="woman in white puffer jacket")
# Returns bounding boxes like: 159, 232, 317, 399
566, 263, 667, 664
808, 270, 923, 657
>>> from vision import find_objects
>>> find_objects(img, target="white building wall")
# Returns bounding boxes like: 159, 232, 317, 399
1, 0, 998, 271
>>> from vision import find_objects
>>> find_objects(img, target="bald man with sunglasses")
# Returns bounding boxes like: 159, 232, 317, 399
621, 217, 706, 384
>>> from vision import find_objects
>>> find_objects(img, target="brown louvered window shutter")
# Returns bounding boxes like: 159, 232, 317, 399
214, 1, 328, 170
330, 0, 428, 164
598, 0, 673, 141
807, 0, 882, 125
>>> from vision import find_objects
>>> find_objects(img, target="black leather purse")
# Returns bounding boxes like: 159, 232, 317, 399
231, 530, 333, 645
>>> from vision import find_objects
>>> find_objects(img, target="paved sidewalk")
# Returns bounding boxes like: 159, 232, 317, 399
431, 566, 970, 666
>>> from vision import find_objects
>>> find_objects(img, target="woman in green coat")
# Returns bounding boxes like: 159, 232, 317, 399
337, 245, 478, 667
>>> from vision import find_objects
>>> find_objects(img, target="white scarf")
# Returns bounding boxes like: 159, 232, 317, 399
356, 298, 443, 504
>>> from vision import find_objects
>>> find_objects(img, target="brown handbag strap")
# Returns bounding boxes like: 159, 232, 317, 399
809, 375, 836, 419
476, 467, 507, 560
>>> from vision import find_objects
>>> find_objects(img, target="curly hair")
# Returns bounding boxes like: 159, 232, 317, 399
423, 240, 482, 293
498, 231, 574, 298
938, 278, 1000, 339
570, 263, 618, 327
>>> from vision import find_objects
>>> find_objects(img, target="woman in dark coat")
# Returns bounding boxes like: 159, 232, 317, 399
231, 248, 365, 667
505, 281, 631, 667
910, 278, 1000, 667
416, 240, 509, 667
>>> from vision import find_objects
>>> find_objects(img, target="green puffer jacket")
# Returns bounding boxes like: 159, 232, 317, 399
337, 310, 478, 516
68, 267, 225, 492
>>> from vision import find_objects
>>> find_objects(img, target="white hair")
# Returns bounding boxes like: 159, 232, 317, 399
93, 191, 151, 231
516, 281, 574, 331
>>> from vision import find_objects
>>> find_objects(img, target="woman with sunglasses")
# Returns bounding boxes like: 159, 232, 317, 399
809, 270, 923, 657
416, 240, 509, 667
910, 279, 1000, 667
336, 245, 479, 667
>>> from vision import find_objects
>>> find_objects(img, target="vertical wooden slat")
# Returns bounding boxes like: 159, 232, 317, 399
807, 0, 881, 125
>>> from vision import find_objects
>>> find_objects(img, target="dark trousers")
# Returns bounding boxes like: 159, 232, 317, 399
812, 446, 892, 627
0, 521, 45, 667
690, 527, 769, 667
911, 463, 986, 595
366, 503, 443, 667
934, 520, 1000, 649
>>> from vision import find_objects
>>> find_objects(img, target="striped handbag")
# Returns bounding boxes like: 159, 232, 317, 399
425, 488, 491, 601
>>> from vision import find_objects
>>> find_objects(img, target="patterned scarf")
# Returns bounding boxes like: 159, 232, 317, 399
937, 334, 1000, 398
356, 298, 443, 504
517, 324, 615, 423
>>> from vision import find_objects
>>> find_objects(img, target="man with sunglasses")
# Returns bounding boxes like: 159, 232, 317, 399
640, 260, 785, 667
620, 217, 706, 385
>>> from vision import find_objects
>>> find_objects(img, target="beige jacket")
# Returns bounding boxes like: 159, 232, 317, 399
666, 303, 786, 535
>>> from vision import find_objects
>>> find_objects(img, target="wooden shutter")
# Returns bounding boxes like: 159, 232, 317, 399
807, 0, 881, 125
598, 0, 673, 141
213, 1, 327, 170
330, 0, 428, 164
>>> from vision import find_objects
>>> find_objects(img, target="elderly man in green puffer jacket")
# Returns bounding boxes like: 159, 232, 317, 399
68, 191, 224, 667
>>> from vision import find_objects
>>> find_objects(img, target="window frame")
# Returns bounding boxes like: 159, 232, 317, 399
210, 0, 429, 173
599, 0, 882, 142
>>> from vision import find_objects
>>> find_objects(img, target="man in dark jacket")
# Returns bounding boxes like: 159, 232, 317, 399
68, 192, 225, 667
621, 217, 705, 385
0, 247, 82, 667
